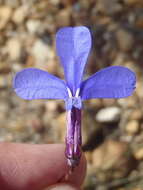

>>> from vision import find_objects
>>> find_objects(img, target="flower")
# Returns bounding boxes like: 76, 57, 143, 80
13, 26, 136, 170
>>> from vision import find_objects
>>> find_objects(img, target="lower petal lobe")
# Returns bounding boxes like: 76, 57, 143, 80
13, 68, 68, 100
80, 66, 136, 100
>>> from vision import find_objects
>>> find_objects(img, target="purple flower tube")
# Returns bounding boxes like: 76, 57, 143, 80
65, 107, 82, 169
13, 26, 136, 171
65, 88, 82, 169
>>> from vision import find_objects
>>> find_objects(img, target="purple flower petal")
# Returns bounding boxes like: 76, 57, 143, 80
56, 26, 91, 95
80, 66, 136, 100
13, 68, 68, 100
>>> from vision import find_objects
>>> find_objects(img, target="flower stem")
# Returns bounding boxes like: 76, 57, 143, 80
65, 107, 82, 169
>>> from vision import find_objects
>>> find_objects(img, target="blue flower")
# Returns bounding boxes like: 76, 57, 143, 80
13, 26, 136, 169
13, 26, 136, 108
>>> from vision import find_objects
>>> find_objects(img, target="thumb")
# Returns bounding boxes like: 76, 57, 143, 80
47, 183, 82, 190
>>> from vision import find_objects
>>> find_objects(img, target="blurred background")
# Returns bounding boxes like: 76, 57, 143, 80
0, 0, 143, 189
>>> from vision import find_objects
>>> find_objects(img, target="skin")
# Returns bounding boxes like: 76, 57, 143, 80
0, 143, 86, 190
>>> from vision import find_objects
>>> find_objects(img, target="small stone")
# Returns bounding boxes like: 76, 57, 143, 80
31, 40, 55, 72
124, 0, 143, 6
0, 6, 13, 29
118, 96, 137, 107
92, 140, 135, 181
8, 120, 25, 132
60, 0, 76, 7
129, 109, 142, 120
12, 63, 23, 72
102, 99, 116, 107
45, 101, 58, 113
4, 0, 20, 8
44, 15, 56, 33
56, 113, 66, 142
32, 40, 52, 62
26, 20, 41, 34
96, 107, 121, 123
88, 99, 102, 108
136, 80, 143, 99
84, 162, 96, 189
0, 102, 9, 114
56, 8, 71, 27
85, 152, 92, 163
134, 148, 143, 160
0, 75, 9, 88
0, 101, 9, 120
125, 120, 140, 135
27, 117, 44, 133
0, 62, 11, 74
135, 12, 143, 29
116, 29, 134, 51
7, 38, 22, 61
12, 6, 28, 24
96, 0, 123, 15
49, 0, 60, 6
92, 140, 122, 170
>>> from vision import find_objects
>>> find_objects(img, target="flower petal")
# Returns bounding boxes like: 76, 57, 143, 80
80, 66, 136, 100
13, 68, 68, 100
56, 26, 91, 95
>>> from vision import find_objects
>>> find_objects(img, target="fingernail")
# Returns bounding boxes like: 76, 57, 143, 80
47, 184, 79, 190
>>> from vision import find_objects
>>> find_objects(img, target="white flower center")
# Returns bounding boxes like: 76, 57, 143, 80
67, 87, 80, 98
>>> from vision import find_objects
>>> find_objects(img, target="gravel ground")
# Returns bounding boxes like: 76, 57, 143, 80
1, 0, 143, 189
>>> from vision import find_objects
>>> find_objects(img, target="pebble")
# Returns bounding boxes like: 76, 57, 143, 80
0, 101, 9, 120
118, 96, 137, 108
49, 0, 60, 6
0, 62, 11, 74
92, 140, 135, 180
7, 119, 25, 132
96, 0, 123, 15
124, 0, 143, 6
0, 75, 9, 88
129, 109, 142, 120
125, 120, 140, 135
96, 107, 121, 123
26, 20, 41, 34
12, 6, 28, 24
0, 1, 142, 189
92, 140, 126, 170
4, 0, 20, 8
0, 101, 9, 114
116, 29, 134, 52
134, 148, 143, 160
6, 38, 22, 61
0, 6, 13, 29
56, 113, 66, 142
45, 101, 58, 113
27, 117, 44, 133
31, 39, 55, 72
56, 8, 71, 27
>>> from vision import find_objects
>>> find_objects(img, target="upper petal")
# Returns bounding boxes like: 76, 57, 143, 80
56, 26, 91, 95
80, 66, 136, 100
13, 68, 68, 100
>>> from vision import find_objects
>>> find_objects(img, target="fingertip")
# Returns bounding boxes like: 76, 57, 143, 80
65, 153, 86, 187
0, 143, 86, 190
46, 183, 82, 190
